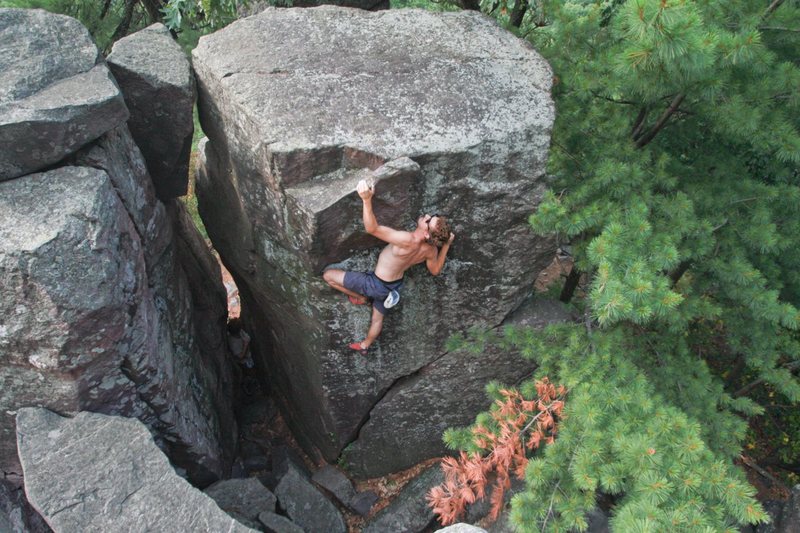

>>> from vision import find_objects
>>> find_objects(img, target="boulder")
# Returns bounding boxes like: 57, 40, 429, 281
0, 9, 128, 181
0, 9, 235, 484
311, 465, 356, 506
777, 485, 800, 533
204, 478, 277, 522
193, 6, 555, 474
258, 511, 305, 533
0, 165, 151, 478
15, 408, 257, 532
274, 460, 346, 533
437, 525, 488, 533
349, 490, 379, 516
107, 23, 195, 199
363, 464, 443, 533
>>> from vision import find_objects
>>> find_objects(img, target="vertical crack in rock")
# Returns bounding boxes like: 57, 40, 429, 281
338, 349, 453, 461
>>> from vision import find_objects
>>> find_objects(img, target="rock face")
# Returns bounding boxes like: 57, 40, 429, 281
0, 9, 235, 488
107, 23, 195, 199
15, 409, 257, 532
193, 6, 555, 474
0, 9, 128, 181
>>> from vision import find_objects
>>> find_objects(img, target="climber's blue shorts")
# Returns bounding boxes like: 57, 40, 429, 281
343, 271, 404, 315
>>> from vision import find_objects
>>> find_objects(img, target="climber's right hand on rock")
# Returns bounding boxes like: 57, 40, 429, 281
357, 179, 374, 200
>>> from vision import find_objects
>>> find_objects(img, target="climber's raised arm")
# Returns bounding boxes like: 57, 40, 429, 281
426, 231, 455, 276
357, 179, 413, 246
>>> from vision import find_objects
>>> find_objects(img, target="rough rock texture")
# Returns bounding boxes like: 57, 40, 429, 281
15, 409, 257, 532
311, 465, 355, 505
274, 460, 346, 533
0, 479, 50, 533
0, 156, 235, 486
107, 23, 195, 199
363, 465, 443, 533
349, 490, 379, 516
239, 0, 388, 17
0, 9, 128, 181
203, 478, 277, 522
343, 299, 572, 477
193, 6, 555, 475
437, 525, 487, 533
0, 8, 236, 486
258, 511, 305, 533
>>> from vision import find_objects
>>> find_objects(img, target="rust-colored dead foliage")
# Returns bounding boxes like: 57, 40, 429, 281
426, 378, 567, 526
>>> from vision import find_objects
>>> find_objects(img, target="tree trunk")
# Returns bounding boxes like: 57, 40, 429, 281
140, 0, 165, 24
560, 267, 581, 303
509, 0, 528, 28
100, 0, 113, 19
635, 93, 685, 148
109, 0, 137, 48
455, 0, 482, 11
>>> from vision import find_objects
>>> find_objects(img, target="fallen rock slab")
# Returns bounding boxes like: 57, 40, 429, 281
0, 8, 128, 181
275, 460, 345, 533
311, 465, 355, 506
363, 465, 444, 533
107, 23, 194, 199
16, 408, 256, 532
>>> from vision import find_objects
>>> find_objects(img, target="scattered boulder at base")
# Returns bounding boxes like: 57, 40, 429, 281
437, 525, 488, 533
15, 408, 257, 532
107, 23, 195, 200
193, 5, 556, 475
274, 459, 346, 533
258, 511, 306, 533
363, 464, 444, 533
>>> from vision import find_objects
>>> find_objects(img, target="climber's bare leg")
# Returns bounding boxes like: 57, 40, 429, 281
357, 307, 384, 350
323, 269, 368, 304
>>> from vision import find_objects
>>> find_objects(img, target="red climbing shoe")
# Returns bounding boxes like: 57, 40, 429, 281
348, 295, 368, 305
349, 342, 369, 355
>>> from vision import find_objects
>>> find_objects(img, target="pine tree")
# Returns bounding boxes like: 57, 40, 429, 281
433, 0, 800, 530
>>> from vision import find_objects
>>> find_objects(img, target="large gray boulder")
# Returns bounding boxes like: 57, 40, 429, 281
0, 165, 151, 476
0, 9, 236, 487
15, 408, 257, 532
107, 23, 195, 200
193, 6, 555, 474
0, 9, 128, 181
0, 158, 235, 487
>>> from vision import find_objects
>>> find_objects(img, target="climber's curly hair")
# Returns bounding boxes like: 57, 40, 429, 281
428, 216, 452, 248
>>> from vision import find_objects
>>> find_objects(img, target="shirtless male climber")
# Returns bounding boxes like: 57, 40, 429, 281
323, 178, 455, 355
